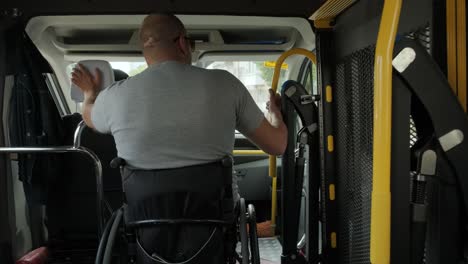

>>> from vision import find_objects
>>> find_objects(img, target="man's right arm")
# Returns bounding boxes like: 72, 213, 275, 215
71, 64, 111, 133
247, 118, 287, 155
82, 93, 97, 130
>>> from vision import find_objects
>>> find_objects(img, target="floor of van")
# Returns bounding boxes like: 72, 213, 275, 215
237, 237, 282, 264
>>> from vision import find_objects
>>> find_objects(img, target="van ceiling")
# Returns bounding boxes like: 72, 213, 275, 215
52, 26, 300, 53
1, 0, 322, 19
24, 14, 315, 111
26, 15, 315, 60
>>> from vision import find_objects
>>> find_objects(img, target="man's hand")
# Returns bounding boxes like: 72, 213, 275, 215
265, 89, 283, 128
71, 64, 102, 101
71, 64, 102, 130
247, 88, 287, 155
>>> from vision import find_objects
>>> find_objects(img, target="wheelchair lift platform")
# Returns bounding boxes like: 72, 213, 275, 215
237, 237, 282, 264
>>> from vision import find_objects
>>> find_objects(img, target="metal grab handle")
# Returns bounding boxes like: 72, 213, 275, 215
370, 0, 402, 263
269, 48, 317, 229
0, 121, 106, 235
232, 150, 266, 155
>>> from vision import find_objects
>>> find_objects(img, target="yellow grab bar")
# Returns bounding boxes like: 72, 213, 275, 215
270, 48, 317, 228
370, 0, 402, 263
233, 150, 266, 155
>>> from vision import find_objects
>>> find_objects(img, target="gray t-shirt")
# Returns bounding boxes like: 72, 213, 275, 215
91, 61, 264, 169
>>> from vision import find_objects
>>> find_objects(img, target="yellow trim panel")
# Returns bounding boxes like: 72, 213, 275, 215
327, 135, 334, 152
314, 19, 333, 29
326, 85, 333, 102
370, 0, 402, 263
331, 232, 337, 248
309, 0, 356, 21
329, 184, 336, 201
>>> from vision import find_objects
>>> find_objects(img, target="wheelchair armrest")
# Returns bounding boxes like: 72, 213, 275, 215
110, 157, 126, 169
126, 219, 233, 229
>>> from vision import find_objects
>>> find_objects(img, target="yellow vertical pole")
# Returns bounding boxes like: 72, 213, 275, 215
269, 156, 278, 228
370, 0, 402, 263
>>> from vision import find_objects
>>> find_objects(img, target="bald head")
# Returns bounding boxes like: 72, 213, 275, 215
139, 14, 192, 65
140, 14, 185, 46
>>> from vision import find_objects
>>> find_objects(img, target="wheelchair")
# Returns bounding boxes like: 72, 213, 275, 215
95, 155, 261, 264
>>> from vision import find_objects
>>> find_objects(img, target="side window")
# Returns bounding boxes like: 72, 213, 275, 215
295, 58, 317, 131
44, 73, 72, 116
301, 61, 317, 95
206, 61, 289, 113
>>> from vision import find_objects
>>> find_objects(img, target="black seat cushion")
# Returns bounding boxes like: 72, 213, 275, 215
46, 114, 121, 241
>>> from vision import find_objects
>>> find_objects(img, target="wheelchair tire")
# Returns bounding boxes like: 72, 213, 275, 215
248, 204, 260, 264
247, 204, 260, 264
239, 198, 249, 264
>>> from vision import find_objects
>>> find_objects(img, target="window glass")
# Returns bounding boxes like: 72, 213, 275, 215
109, 62, 147, 76
206, 61, 289, 112
66, 60, 289, 115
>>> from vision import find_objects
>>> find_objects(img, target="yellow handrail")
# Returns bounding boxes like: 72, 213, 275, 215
370, 0, 402, 263
233, 150, 266, 155
270, 48, 317, 229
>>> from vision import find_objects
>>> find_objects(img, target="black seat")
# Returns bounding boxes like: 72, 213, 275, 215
46, 114, 121, 255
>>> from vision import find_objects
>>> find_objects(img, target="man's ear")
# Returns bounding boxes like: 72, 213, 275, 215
178, 36, 190, 57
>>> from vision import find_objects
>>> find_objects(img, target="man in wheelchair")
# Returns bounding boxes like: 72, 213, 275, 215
71, 13, 287, 264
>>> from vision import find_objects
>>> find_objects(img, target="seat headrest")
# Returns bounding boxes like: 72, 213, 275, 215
70, 60, 115, 103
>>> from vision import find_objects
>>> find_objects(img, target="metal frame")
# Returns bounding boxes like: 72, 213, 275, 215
0, 121, 105, 234
271, 48, 317, 232
394, 37, 468, 230
391, 37, 468, 263
126, 219, 231, 228
316, 31, 338, 264
43, 73, 72, 116
297, 57, 319, 262
389, 74, 412, 264
0, 24, 13, 262
280, 80, 320, 264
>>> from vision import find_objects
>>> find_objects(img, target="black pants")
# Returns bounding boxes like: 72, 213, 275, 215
122, 166, 234, 264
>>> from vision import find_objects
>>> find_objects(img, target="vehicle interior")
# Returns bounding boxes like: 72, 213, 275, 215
1, 0, 467, 263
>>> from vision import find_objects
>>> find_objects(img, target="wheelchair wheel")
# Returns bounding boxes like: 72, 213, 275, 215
239, 198, 249, 264
247, 204, 260, 264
